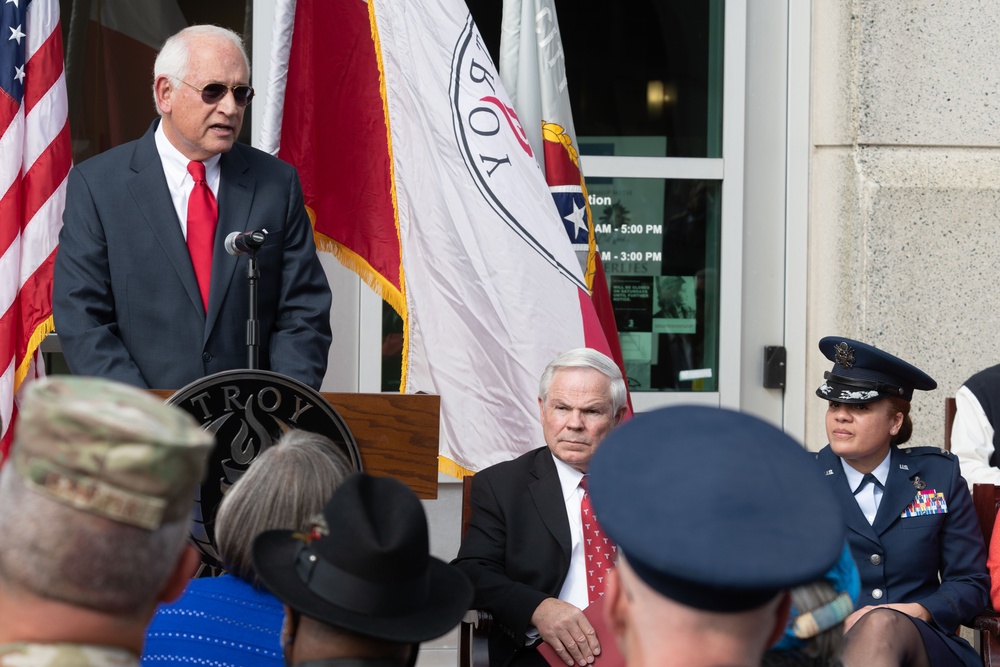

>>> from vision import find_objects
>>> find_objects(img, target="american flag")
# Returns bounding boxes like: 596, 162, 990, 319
0, 0, 71, 461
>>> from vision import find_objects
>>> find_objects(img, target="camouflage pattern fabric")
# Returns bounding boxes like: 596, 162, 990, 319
9, 376, 213, 530
0, 642, 139, 666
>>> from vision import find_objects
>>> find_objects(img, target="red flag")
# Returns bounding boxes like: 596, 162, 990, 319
0, 0, 71, 461
260, 0, 403, 316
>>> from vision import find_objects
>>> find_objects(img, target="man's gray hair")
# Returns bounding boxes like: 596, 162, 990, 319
214, 429, 353, 587
151, 25, 250, 114
0, 465, 190, 615
538, 348, 627, 414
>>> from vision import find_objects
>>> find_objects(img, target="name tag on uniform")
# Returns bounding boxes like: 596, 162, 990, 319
901, 490, 948, 518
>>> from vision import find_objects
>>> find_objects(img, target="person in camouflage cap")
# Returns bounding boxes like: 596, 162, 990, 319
0, 376, 213, 667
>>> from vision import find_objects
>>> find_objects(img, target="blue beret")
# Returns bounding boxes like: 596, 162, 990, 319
772, 542, 860, 651
816, 337, 936, 404
589, 406, 844, 612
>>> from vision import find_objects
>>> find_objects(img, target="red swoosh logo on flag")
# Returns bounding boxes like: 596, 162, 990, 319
481, 96, 533, 158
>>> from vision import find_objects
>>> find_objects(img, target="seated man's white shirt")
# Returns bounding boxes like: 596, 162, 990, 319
951, 385, 1000, 488
525, 454, 588, 642
553, 455, 588, 610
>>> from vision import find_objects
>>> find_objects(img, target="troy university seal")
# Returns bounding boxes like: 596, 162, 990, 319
167, 369, 361, 568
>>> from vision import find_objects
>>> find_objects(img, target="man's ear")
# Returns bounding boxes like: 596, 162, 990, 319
154, 76, 174, 114
765, 590, 793, 649
158, 544, 200, 604
605, 568, 628, 642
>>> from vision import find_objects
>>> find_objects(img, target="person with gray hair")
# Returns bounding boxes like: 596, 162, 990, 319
454, 348, 628, 667
141, 429, 353, 667
0, 376, 214, 667
53, 23, 332, 392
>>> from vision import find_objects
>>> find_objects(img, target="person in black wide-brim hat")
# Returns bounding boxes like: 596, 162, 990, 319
252, 473, 473, 667
814, 337, 989, 667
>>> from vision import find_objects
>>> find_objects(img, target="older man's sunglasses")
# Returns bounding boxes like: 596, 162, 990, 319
176, 78, 255, 107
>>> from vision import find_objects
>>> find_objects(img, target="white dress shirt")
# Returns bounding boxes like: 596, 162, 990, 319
154, 123, 221, 240
552, 454, 589, 612
842, 453, 891, 525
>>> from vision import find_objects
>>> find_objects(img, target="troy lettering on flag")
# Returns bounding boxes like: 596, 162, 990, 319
0, 0, 71, 462
262, 0, 613, 474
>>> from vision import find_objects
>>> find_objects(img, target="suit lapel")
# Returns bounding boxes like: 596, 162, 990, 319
818, 446, 880, 544
528, 450, 572, 562
205, 146, 255, 338
128, 123, 205, 318
873, 447, 920, 535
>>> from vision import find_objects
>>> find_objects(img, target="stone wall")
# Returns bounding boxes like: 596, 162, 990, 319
806, 0, 1000, 450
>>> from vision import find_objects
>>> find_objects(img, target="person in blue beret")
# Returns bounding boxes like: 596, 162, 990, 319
589, 405, 845, 667
814, 336, 988, 667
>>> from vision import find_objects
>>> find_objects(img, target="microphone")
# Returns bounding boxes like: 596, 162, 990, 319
225, 229, 268, 257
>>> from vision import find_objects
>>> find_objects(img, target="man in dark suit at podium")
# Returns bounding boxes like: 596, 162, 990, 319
53, 25, 331, 391
454, 348, 628, 667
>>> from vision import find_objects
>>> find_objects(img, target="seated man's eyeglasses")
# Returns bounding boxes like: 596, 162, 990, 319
174, 78, 255, 107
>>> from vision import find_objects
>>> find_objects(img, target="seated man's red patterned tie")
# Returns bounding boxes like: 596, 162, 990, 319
580, 475, 616, 605
187, 160, 217, 312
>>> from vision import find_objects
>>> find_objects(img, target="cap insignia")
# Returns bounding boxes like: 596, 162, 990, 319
834, 342, 855, 369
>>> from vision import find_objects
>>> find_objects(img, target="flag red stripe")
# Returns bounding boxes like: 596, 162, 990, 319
577, 287, 613, 360
0, 94, 16, 138
21, 119, 70, 228
15, 250, 56, 360
544, 141, 579, 186
590, 255, 631, 412
0, 403, 17, 461
23, 25, 65, 115
0, 177, 22, 254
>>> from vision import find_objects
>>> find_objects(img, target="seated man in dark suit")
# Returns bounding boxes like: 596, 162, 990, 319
454, 348, 628, 667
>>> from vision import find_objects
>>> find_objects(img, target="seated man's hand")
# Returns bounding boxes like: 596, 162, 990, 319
531, 597, 601, 666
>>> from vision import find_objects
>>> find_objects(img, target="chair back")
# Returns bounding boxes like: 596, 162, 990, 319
945, 396, 957, 451
458, 473, 491, 667
974, 483, 1000, 551
462, 474, 474, 539
971, 484, 1000, 661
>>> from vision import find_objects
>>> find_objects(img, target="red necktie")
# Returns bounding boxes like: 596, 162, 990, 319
186, 160, 218, 312
580, 475, 616, 605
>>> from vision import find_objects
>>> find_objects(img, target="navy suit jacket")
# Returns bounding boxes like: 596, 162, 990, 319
53, 121, 332, 390
816, 444, 988, 634
453, 447, 572, 667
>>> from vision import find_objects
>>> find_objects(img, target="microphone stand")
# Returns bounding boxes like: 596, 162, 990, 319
245, 250, 260, 370
226, 229, 268, 371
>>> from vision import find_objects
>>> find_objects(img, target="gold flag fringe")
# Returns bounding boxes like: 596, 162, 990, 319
15, 315, 54, 390
439, 454, 477, 479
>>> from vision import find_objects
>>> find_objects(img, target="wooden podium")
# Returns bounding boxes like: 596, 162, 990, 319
152, 390, 441, 499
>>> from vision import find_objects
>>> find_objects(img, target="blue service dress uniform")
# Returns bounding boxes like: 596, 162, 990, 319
817, 443, 989, 665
